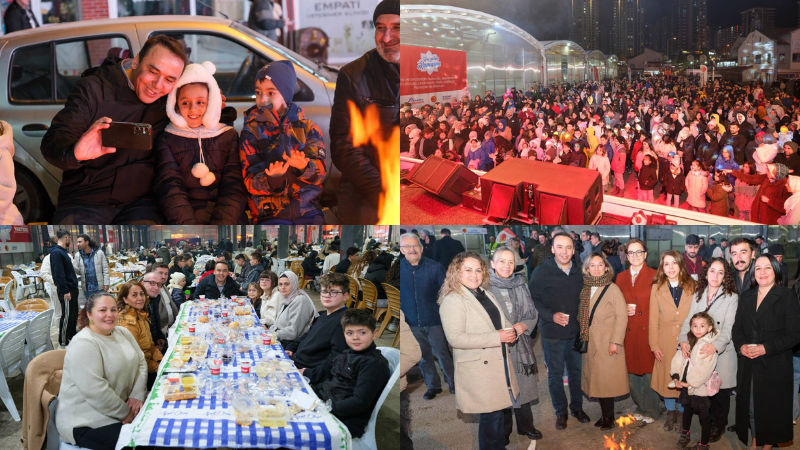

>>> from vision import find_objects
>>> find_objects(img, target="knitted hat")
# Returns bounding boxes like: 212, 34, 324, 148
373, 0, 399, 23
786, 142, 798, 153
166, 61, 222, 129
775, 163, 789, 180
169, 271, 186, 290
255, 60, 297, 103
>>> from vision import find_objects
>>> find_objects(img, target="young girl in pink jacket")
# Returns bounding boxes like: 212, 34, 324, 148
610, 136, 627, 196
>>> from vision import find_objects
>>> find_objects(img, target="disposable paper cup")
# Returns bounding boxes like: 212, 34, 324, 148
628, 304, 637, 312
240, 359, 252, 376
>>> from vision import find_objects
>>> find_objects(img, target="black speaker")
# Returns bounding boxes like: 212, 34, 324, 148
406, 156, 480, 204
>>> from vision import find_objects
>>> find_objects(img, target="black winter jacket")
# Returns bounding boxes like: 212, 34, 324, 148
154, 127, 246, 224
330, 49, 399, 209
662, 171, 686, 195
49, 244, 78, 296
286, 307, 348, 384
193, 274, 244, 299
431, 236, 465, 271
528, 256, 583, 340
364, 252, 393, 298
3, 1, 37, 33
638, 164, 658, 190
314, 342, 391, 438
41, 57, 167, 209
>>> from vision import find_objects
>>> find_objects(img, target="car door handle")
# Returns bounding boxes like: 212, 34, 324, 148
22, 123, 49, 138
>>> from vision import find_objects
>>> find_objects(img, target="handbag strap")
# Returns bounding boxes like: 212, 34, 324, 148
587, 284, 611, 327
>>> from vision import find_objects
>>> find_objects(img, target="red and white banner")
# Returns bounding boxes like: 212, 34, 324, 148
400, 45, 467, 107
495, 228, 517, 244
0, 226, 33, 253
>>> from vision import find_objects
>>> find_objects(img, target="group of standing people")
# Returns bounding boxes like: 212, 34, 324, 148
401, 229, 800, 450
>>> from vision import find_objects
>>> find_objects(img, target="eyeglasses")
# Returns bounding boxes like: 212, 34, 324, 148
320, 290, 344, 297
627, 250, 646, 257
400, 245, 421, 250
143, 280, 163, 287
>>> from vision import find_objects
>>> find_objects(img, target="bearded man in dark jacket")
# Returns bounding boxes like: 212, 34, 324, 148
330, 0, 399, 224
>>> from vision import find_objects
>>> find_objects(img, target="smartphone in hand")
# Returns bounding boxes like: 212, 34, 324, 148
101, 122, 152, 151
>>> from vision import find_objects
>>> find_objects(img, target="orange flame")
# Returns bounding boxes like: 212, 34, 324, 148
603, 415, 648, 450
347, 101, 399, 224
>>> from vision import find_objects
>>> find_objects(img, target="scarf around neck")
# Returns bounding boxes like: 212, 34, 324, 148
489, 271, 538, 376
577, 270, 614, 342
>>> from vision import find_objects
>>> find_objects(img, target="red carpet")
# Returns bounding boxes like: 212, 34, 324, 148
400, 185, 486, 224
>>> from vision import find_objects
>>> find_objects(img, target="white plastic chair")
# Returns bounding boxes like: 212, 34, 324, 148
24, 309, 54, 368
351, 347, 400, 450
47, 397, 92, 450
11, 271, 34, 300
0, 321, 28, 420
1, 280, 13, 311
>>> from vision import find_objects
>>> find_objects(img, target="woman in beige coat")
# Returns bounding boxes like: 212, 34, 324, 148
439, 252, 520, 450
579, 253, 629, 430
649, 250, 697, 431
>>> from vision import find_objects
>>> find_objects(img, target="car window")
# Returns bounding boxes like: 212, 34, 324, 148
9, 43, 52, 102
151, 31, 314, 102
55, 36, 131, 100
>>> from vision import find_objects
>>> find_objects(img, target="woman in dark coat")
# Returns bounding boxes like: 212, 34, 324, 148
731, 254, 800, 448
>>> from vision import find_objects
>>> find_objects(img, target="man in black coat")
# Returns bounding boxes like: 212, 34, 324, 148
40, 35, 189, 224
330, 0, 399, 224
528, 232, 590, 430
719, 122, 748, 165
430, 228, 465, 271
3, 0, 39, 33
194, 261, 244, 299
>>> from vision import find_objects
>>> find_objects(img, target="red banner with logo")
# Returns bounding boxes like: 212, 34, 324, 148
400, 45, 467, 106
0, 226, 32, 253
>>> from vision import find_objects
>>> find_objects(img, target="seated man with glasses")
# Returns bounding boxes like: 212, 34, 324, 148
284, 272, 350, 384
142, 271, 173, 353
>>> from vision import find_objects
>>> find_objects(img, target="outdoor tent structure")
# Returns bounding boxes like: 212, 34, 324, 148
587, 50, 606, 81
400, 5, 547, 98
540, 40, 587, 84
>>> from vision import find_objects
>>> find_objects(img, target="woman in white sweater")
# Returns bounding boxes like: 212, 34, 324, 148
259, 270, 282, 326
270, 271, 318, 347
57, 292, 147, 449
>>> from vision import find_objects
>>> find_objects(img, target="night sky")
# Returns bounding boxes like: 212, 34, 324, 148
401, 0, 799, 42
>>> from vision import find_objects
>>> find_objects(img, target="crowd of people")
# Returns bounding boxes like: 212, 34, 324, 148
32, 228, 396, 449
19, 0, 399, 225
399, 228, 800, 450
400, 75, 800, 224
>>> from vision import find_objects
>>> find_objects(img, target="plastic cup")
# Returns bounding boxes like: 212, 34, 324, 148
262, 333, 272, 346
628, 304, 636, 313
188, 324, 196, 335
209, 359, 222, 380
232, 395, 257, 426
240, 359, 252, 376
200, 295, 206, 300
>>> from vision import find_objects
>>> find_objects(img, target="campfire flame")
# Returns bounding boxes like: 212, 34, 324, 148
347, 101, 399, 224
602, 415, 647, 450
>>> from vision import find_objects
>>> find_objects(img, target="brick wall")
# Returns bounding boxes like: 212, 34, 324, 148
81, 0, 110, 20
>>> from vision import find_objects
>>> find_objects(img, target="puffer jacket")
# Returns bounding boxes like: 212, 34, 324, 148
240, 103, 326, 223
117, 307, 163, 373
330, 49, 399, 210
668, 331, 719, 397
40, 57, 167, 210
72, 248, 110, 291
155, 126, 245, 224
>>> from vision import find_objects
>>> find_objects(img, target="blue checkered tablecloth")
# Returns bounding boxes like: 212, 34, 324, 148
0, 311, 42, 338
124, 301, 351, 450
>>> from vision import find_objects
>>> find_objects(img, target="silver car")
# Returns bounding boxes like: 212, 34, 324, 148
0, 15, 338, 222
